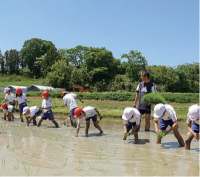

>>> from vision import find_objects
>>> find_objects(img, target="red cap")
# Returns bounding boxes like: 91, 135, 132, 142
62, 91, 68, 97
74, 108, 83, 117
16, 87, 22, 95
42, 91, 50, 98
1, 103, 8, 109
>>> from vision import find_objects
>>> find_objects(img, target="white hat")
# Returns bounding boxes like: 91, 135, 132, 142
154, 103, 166, 118
122, 107, 134, 120
22, 106, 30, 114
188, 104, 200, 121
4, 87, 10, 93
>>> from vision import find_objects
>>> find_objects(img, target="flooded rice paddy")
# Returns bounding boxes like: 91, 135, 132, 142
0, 115, 199, 176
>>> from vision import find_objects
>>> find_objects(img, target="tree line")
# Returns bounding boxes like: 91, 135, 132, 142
0, 38, 198, 93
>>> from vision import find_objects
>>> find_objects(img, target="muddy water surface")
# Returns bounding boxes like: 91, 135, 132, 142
0, 115, 199, 176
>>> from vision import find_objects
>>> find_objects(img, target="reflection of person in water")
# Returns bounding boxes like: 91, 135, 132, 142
154, 103, 184, 147
122, 107, 141, 142
185, 104, 199, 150
74, 106, 103, 137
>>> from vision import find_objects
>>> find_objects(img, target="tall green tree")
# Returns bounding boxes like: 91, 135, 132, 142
21, 38, 55, 77
121, 50, 148, 82
83, 47, 117, 84
0, 49, 5, 75
45, 59, 73, 90
4, 49, 20, 74
36, 46, 61, 76
59, 45, 89, 67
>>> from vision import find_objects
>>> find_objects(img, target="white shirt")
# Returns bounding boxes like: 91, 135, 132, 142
154, 104, 177, 122
16, 93, 27, 104
30, 106, 40, 118
42, 98, 52, 113
63, 93, 78, 110
186, 116, 199, 125
5, 93, 15, 103
123, 108, 141, 125
3, 105, 13, 114
78, 106, 96, 123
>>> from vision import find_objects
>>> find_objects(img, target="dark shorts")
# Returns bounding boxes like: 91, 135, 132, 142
19, 102, 27, 114
42, 110, 54, 120
9, 102, 15, 113
191, 122, 199, 133
138, 109, 151, 115
159, 118, 174, 131
35, 109, 42, 116
127, 120, 141, 132
85, 114, 97, 122
70, 107, 78, 116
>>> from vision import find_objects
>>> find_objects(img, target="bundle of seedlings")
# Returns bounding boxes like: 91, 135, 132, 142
141, 93, 166, 105
155, 131, 165, 138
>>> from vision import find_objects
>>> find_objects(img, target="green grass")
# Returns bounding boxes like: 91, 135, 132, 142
0, 95, 195, 121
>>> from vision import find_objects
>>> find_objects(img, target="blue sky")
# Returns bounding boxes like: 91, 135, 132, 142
0, 0, 199, 66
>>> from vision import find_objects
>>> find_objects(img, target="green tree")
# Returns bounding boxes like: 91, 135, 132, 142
4, 49, 20, 74
36, 46, 61, 76
121, 50, 148, 82
21, 38, 55, 77
59, 45, 89, 67
0, 49, 5, 75
45, 59, 73, 90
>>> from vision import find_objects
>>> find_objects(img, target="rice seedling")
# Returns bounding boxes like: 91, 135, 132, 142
1, 158, 5, 165
160, 156, 167, 165
132, 152, 134, 158
14, 161, 18, 170
35, 167, 41, 175
62, 157, 68, 167
155, 131, 165, 138
22, 163, 30, 176
141, 93, 166, 105
7, 142, 9, 148
197, 165, 200, 171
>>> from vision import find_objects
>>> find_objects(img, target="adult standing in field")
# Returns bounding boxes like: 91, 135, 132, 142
0, 88, 15, 120
62, 91, 84, 128
133, 70, 157, 131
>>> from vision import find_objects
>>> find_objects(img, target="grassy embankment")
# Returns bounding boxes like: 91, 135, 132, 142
0, 95, 196, 121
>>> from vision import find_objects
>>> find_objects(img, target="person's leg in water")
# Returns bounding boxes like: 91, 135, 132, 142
7, 112, 13, 121
32, 116, 37, 125
3, 113, 6, 120
85, 120, 90, 137
93, 122, 103, 135
51, 119, 59, 128
173, 127, 185, 147
145, 113, 151, 131
185, 132, 194, 150
37, 118, 44, 127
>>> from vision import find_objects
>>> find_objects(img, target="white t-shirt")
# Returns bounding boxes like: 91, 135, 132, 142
30, 106, 40, 118
154, 104, 177, 122
63, 93, 78, 110
3, 105, 13, 114
186, 116, 199, 125
5, 93, 15, 103
42, 98, 52, 113
16, 93, 27, 104
123, 108, 141, 125
78, 106, 96, 123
